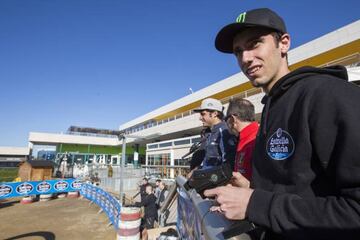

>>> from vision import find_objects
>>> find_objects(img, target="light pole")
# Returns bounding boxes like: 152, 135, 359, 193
119, 135, 126, 204
118, 133, 160, 205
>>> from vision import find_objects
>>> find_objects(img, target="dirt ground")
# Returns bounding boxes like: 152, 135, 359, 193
0, 196, 116, 240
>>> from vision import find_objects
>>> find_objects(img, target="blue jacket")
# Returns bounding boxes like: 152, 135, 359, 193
201, 121, 237, 168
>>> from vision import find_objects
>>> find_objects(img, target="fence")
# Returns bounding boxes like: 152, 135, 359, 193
142, 165, 190, 180
80, 183, 121, 230
0, 179, 82, 199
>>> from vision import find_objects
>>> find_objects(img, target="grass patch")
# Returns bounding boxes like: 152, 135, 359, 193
0, 168, 18, 183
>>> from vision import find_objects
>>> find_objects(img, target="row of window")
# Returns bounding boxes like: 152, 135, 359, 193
146, 153, 188, 166
67, 131, 118, 138
125, 110, 195, 134
124, 87, 263, 135
147, 136, 201, 150
147, 153, 170, 166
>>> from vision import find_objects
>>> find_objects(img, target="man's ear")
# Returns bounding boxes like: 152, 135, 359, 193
280, 33, 291, 54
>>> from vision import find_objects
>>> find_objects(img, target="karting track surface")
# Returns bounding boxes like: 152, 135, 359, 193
0, 196, 116, 240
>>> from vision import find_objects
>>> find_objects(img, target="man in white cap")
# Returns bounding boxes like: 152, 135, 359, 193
194, 98, 236, 168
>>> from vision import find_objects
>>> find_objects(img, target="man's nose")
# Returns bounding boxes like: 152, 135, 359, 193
241, 50, 253, 65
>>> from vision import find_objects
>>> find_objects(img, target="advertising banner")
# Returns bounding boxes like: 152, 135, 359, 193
177, 188, 204, 240
80, 183, 121, 230
0, 179, 82, 199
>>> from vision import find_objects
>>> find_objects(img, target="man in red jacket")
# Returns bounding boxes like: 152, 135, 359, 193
225, 98, 259, 180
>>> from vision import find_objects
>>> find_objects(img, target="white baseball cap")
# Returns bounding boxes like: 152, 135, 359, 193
194, 98, 224, 112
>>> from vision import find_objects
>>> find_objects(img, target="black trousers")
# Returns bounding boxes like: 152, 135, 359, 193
144, 216, 156, 229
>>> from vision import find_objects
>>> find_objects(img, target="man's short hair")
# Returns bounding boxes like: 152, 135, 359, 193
209, 110, 224, 120
227, 98, 255, 122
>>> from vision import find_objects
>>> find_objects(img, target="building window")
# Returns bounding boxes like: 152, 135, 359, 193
191, 137, 201, 143
147, 153, 170, 166
148, 144, 158, 149
159, 142, 172, 148
174, 139, 191, 146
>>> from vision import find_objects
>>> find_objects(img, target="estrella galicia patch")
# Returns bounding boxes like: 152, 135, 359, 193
267, 128, 295, 160
0, 184, 13, 198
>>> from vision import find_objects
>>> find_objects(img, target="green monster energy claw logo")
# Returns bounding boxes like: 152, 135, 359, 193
236, 12, 247, 23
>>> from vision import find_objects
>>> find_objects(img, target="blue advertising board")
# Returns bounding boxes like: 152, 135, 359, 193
177, 188, 204, 240
0, 179, 82, 199
80, 183, 121, 230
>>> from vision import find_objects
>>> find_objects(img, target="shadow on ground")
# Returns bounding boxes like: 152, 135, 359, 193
0, 199, 20, 209
4, 231, 55, 240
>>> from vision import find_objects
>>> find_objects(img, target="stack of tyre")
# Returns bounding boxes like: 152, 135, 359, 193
117, 207, 141, 240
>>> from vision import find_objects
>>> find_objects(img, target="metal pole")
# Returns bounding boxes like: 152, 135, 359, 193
120, 136, 126, 204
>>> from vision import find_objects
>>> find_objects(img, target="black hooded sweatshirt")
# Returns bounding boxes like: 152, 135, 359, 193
247, 66, 360, 240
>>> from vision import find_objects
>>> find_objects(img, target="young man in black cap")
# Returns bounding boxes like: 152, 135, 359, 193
204, 8, 360, 239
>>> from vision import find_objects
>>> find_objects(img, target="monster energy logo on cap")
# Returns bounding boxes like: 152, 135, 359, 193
236, 12, 246, 23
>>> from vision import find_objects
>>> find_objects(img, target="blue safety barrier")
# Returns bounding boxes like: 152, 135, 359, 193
177, 187, 204, 239
0, 179, 82, 199
80, 183, 121, 230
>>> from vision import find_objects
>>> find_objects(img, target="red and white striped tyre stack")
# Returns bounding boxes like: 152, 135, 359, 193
39, 194, 53, 202
67, 191, 79, 198
20, 195, 34, 204
117, 207, 141, 240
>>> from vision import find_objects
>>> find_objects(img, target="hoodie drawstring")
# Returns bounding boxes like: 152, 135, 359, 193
261, 96, 272, 136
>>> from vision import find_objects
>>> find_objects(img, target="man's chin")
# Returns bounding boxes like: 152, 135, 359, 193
249, 78, 261, 88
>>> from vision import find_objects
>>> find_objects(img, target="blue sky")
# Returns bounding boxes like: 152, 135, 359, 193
0, 0, 359, 147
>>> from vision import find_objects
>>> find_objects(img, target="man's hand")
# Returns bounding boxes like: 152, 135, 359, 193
186, 167, 198, 179
230, 172, 250, 188
204, 185, 253, 220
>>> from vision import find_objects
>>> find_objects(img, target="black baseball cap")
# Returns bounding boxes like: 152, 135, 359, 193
215, 8, 287, 53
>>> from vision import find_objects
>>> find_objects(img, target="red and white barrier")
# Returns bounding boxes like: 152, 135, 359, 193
67, 191, 79, 198
117, 207, 141, 240
20, 195, 34, 204
39, 194, 53, 202
57, 193, 67, 198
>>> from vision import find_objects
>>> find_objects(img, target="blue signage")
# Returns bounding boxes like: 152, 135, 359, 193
177, 188, 204, 240
0, 179, 82, 199
80, 183, 121, 230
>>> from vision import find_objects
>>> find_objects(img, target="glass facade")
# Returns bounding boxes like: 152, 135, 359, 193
147, 153, 170, 166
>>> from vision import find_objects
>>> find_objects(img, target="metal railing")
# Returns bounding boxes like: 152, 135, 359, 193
142, 165, 190, 180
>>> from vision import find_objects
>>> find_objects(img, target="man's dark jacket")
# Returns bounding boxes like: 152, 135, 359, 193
135, 193, 158, 219
247, 66, 360, 240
